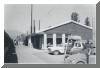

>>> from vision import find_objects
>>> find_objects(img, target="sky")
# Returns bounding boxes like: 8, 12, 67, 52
4, 4, 96, 36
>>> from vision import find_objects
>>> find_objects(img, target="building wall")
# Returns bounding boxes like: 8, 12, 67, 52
43, 22, 93, 40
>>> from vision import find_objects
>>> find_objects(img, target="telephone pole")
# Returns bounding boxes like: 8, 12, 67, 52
33, 19, 36, 33
31, 4, 33, 34
39, 20, 40, 30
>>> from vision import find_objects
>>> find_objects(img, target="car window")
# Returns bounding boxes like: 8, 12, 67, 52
75, 43, 81, 47
77, 43, 81, 47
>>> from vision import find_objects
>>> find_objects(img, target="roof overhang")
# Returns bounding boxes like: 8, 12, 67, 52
36, 20, 93, 34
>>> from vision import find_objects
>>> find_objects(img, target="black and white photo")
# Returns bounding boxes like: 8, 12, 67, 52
4, 4, 96, 64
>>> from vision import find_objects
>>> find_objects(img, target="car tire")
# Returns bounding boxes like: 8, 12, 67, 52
53, 51, 59, 55
76, 61, 86, 64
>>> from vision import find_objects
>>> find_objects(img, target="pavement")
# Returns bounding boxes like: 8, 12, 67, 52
15, 45, 64, 64
15, 44, 96, 64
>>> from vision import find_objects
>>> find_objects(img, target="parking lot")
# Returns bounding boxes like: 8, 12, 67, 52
16, 45, 65, 64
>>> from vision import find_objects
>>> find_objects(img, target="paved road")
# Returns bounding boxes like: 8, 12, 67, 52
16, 45, 65, 64
15, 44, 96, 64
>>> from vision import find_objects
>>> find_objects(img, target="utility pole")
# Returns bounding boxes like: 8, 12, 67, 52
31, 4, 33, 34
33, 19, 36, 33
39, 19, 40, 30
29, 4, 33, 48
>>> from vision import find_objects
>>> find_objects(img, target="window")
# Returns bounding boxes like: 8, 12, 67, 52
65, 38, 68, 43
56, 38, 62, 44
47, 38, 53, 44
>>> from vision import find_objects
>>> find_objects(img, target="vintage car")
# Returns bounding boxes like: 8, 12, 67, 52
48, 36, 82, 55
64, 36, 95, 64
64, 41, 88, 64
64, 37, 96, 64
48, 44, 65, 55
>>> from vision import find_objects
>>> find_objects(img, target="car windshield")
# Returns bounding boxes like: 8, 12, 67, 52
75, 43, 81, 47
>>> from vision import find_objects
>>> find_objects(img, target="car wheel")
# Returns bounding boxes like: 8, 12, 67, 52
76, 61, 85, 64
53, 51, 59, 55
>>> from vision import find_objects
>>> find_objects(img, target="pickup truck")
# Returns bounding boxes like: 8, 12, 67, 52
64, 41, 96, 64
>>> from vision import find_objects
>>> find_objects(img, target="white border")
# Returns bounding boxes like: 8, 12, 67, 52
0, 0, 4, 67
3, 0, 99, 4
0, 0, 98, 67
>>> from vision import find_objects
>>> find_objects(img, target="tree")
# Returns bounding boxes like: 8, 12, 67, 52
71, 12, 79, 22
85, 17, 90, 26
4, 31, 18, 63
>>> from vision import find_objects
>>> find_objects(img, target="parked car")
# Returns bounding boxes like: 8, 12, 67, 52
64, 41, 96, 64
61, 35, 96, 64
48, 44, 65, 55
48, 43, 73, 55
